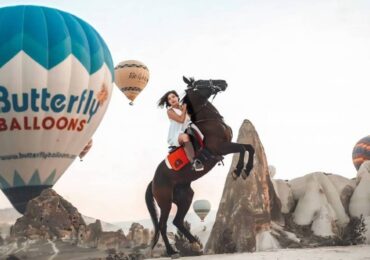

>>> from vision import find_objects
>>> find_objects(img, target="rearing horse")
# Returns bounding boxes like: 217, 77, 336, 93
145, 77, 255, 257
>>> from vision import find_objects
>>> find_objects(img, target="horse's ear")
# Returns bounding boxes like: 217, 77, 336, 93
183, 76, 191, 85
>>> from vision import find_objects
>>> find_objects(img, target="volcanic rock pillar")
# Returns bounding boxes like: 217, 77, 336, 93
205, 119, 281, 253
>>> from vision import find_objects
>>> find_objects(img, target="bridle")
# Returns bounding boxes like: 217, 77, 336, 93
184, 79, 225, 124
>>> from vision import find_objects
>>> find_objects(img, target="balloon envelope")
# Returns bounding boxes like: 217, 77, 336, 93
114, 60, 149, 104
79, 139, 93, 160
352, 135, 370, 170
0, 5, 114, 213
193, 200, 211, 221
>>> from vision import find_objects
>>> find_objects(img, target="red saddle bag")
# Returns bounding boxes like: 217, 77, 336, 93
167, 147, 190, 171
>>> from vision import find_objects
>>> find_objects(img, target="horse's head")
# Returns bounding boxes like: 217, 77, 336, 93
183, 76, 227, 100
182, 76, 227, 117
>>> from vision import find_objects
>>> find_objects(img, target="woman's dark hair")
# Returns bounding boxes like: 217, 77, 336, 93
158, 90, 179, 108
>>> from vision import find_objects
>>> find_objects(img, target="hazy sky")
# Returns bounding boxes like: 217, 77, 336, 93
0, 0, 369, 222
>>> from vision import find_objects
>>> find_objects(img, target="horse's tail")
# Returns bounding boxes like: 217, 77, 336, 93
145, 181, 160, 249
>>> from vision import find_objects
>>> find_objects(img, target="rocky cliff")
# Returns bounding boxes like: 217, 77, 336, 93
9, 189, 129, 250
205, 119, 282, 253
206, 119, 370, 255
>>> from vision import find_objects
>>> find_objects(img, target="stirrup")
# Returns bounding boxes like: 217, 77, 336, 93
192, 159, 204, 172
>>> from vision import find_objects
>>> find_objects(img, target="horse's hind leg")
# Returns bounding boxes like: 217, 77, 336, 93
218, 142, 248, 179
173, 184, 202, 252
154, 187, 179, 257
241, 144, 255, 179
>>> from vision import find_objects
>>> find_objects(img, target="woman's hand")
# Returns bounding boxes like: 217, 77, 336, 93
168, 104, 188, 123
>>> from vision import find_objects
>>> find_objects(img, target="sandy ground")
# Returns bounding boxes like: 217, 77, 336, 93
153, 245, 370, 260
1, 243, 370, 259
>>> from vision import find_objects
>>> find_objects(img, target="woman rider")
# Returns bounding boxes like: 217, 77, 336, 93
158, 90, 204, 171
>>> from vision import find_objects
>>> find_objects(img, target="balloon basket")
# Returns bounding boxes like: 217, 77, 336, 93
129, 101, 134, 106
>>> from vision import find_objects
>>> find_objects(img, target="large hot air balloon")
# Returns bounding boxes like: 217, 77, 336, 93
193, 200, 211, 222
0, 5, 114, 213
114, 60, 149, 105
352, 135, 370, 171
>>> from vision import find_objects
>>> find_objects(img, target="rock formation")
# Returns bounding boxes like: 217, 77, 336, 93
10, 189, 86, 241
290, 173, 352, 230
349, 160, 370, 243
349, 160, 370, 217
205, 119, 282, 254
126, 223, 150, 246
272, 171, 367, 246
9, 189, 129, 250
77, 220, 103, 248
205, 119, 370, 254
97, 229, 127, 250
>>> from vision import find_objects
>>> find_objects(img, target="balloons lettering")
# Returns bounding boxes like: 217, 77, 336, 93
0, 5, 114, 213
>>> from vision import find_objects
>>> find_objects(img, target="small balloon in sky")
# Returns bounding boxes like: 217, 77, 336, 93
352, 135, 370, 171
114, 60, 150, 105
193, 199, 211, 222
0, 5, 114, 214
79, 139, 93, 161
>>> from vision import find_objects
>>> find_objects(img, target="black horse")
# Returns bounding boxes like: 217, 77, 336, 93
145, 77, 255, 257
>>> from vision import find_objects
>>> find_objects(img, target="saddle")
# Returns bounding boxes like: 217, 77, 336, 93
165, 124, 222, 171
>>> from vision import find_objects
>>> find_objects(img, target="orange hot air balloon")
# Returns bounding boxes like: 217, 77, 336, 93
114, 60, 149, 105
79, 139, 93, 161
352, 135, 370, 170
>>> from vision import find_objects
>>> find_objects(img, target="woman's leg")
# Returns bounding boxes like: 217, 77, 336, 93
178, 134, 204, 171
178, 134, 194, 161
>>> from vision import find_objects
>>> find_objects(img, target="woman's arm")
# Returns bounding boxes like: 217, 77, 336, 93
167, 105, 187, 123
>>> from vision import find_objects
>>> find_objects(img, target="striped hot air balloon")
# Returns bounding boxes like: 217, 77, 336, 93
114, 60, 149, 105
0, 5, 114, 213
352, 135, 370, 171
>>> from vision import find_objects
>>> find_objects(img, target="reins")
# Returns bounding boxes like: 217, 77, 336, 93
184, 79, 225, 124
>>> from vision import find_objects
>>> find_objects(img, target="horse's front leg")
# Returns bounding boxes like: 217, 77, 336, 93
218, 142, 253, 179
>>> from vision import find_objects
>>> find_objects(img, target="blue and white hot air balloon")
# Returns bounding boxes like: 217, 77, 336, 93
0, 5, 114, 213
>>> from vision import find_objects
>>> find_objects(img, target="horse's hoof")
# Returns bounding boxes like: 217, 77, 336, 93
191, 242, 202, 252
232, 170, 238, 180
171, 253, 181, 259
242, 169, 252, 179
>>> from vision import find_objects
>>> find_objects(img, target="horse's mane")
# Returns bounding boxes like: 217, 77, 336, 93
182, 91, 222, 121
181, 94, 194, 116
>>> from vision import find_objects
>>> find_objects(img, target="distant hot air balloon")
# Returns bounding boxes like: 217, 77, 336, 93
352, 135, 370, 171
193, 200, 211, 222
0, 6, 114, 214
114, 60, 149, 105
79, 139, 93, 161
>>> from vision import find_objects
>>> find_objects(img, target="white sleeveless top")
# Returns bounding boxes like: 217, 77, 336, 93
167, 107, 190, 147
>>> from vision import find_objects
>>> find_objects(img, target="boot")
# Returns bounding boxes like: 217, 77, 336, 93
183, 142, 204, 172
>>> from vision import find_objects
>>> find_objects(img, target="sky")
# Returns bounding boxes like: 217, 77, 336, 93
0, 0, 369, 222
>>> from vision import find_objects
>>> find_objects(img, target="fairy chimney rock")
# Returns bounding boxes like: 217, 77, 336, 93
10, 188, 85, 241
205, 119, 281, 254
